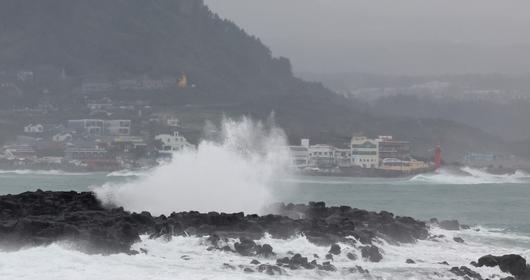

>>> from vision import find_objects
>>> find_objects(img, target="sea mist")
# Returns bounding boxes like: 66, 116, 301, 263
93, 117, 290, 215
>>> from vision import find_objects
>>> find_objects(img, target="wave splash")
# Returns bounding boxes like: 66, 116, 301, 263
2, 225, 527, 280
410, 167, 529, 185
93, 117, 290, 215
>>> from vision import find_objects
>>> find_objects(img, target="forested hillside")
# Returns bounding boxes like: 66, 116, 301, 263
0, 0, 519, 161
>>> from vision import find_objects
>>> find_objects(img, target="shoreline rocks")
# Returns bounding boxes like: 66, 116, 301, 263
476, 254, 530, 279
0, 191, 430, 255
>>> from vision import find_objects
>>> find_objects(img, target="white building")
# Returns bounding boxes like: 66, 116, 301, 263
68, 119, 131, 136
309, 144, 336, 169
52, 132, 73, 143
288, 139, 310, 168
155, 132, 194, 154
24, 124, 44, 134
167, 118, 180, 127
350, 136, 380, 168
103, 120, 131, 136
334, 148, 352, 167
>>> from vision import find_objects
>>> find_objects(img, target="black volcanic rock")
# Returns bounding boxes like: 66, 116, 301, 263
476, 254, 529, 278
329, 243, 341, 255
450, 266, 483, 280
0, 191, 430, 255
453, 237, 465, 243
361, 245, 383, 262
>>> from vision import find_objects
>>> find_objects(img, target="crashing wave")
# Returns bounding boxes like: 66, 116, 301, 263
93, 117, 291, 215
409, 167, 529, 185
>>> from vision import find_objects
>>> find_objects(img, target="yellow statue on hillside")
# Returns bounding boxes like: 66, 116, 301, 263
178, 74, 188, 88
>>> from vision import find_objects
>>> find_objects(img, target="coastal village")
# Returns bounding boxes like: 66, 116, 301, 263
288, 136, 438, 177
0, 68, 524, 175
0, 109, 508, 177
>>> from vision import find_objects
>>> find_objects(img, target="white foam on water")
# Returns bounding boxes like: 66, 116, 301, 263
410, 167, 529, 185
93, 117, 291, 215
2, 226, 529, 280
106, 169, 152, 178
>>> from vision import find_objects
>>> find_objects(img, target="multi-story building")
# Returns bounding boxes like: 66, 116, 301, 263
334, 148, 352, 167
350, 136, 379, 168
81, 80, 114, 94
24, 124, 44, 134
288, 139, 310, 168
155, 132, 194, 155
103, 120, 131, 136
309, 144, 336, 169
65, 146, 108, 160
377, 136, 411, 161
68, 119, 131, 136
3, 145, 36, 160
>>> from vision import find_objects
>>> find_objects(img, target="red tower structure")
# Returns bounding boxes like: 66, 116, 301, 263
434, 145, 442, 169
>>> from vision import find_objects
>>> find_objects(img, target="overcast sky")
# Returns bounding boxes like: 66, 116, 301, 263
206, 0, 530, 75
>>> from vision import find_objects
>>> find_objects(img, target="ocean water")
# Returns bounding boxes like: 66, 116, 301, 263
1, 168, 530, 279
1, 118, 529, 279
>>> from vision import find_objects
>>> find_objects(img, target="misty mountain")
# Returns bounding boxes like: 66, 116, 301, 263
370, 96, 530, 141
0, 0, 294, 93
0, 0, 521, 162
301, 72, 530, 141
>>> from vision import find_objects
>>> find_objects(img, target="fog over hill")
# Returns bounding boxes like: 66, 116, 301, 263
0, 0, 526, 162
207, 0, 530, 75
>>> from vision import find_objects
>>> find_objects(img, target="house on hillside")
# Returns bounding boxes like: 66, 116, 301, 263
155, 132, 194, 155
68, 119, 131, 136
24, 124, 44, 134
52, 132, 73, 143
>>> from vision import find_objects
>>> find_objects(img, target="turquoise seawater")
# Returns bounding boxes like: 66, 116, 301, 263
1, 168, 529, 234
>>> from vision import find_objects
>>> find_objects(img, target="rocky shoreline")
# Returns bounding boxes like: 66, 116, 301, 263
0, 190, 528, 279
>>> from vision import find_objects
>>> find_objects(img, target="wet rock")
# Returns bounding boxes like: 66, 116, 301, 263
0, 192, 430, 255
325, 253, 334, 260
348, 265, 370, 274
453, 237, 465, 243
256, 243, 274, 257
476, 254, 528, 278
234, 237, 257, 256
318, 261, 337, 272
258, 264, 284, 275
181, 255, 191, 260
439, 261, 450, 266
220, 245, 233, 252
243, 267, 255, 273
277, 254, 315, 270
347, 252, 357, 260
361, 245, 383, 262
329, 243, 341, 255
250, 259, 260, 265
461, 224, 471, 230
290, 254, 306, 269
439, 220, 460, 231
222, 263, 236, 270
207, 233, 220, 247
449, 266, 483, 280
477, 255, 499, 267
406, 259, 415, 264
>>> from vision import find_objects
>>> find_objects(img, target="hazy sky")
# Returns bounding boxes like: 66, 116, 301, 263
206, 0, 530, 75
